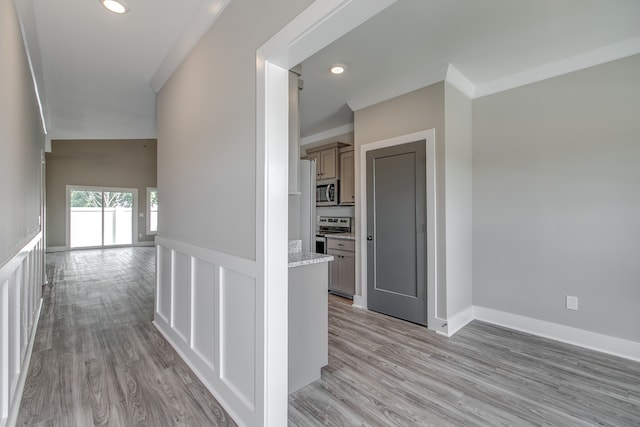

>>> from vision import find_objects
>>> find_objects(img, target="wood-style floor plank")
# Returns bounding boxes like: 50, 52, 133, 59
16, 247, 236, 427
289, 294, 640, 426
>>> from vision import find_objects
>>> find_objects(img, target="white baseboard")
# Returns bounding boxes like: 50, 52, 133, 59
134, 241, 155, 247
473, 306, 640, 363
352, 295, 366, 309
45, 246, 67, 252
441, 306, 474, 337
5, 298, 43, 427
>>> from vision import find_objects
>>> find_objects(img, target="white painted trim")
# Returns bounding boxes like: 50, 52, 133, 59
300, 123, 354, 146
441, 306, 474, 337
445, 64, 475, 99
44, 246, 67, 253
5, 299, 42, 427
149, 0, 233, 92
0, 233, 42, 285
473, 306, 640, 363
474, 36, 640, 99
357, 130, 438, 331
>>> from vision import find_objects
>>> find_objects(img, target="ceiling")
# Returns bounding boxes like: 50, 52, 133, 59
299, 0, 640, 141
16, 0, 231, 141
15, 0, 640, 142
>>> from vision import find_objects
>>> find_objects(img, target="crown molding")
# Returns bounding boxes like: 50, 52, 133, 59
445, 64, 475, 98
474, 36, 640, 99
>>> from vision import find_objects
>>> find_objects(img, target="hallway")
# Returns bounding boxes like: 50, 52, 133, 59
16, 248, 235, 426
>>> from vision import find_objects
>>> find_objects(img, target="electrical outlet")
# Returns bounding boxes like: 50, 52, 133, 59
566, 296, 579, 311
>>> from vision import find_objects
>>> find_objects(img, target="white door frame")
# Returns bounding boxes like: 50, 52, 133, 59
355, 130, 438, 331
256, 0, 398, 424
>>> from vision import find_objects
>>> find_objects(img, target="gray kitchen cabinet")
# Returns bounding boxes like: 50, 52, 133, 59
305, 142, 347, 180
339, 147, 354, 205
327, 238, 355, 296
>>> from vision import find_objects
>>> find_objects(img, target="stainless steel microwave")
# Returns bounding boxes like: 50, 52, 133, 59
316, 179, 339, 206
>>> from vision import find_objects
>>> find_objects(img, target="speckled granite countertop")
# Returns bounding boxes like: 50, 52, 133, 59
288, 252, 334, 268
325, 232, 355, 241
288, 239, 333, 268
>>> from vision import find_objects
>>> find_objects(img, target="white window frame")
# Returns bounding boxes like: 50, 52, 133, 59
146, 187, 158, 235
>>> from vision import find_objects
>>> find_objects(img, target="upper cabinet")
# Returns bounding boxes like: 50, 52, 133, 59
339, 147, 355, 205
305, 142, 346, 180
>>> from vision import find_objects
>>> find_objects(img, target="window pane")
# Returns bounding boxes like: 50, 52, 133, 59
104, 191, 133, 246
70, 190, 102, 248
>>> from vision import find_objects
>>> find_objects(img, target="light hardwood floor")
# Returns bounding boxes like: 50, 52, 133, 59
17, 248, 640, 426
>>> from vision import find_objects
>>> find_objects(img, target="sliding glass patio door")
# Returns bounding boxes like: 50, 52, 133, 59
68, 186, 137, 248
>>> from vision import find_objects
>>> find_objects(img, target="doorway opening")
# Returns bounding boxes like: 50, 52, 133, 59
66, 185, 138, 249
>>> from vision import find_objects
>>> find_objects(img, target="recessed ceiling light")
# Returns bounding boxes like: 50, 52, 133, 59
100, 0, 129, 14
330, 65, 345, 75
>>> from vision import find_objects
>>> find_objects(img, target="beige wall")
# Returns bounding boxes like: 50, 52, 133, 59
473, 54, 640, 341
46, 139, 157, 247
354, 82, 448, 318
0, 0, 44, 265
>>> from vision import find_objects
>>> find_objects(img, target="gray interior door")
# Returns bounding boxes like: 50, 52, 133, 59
367, 141, 427, 325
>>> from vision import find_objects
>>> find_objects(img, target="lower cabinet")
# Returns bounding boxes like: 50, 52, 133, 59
327, 238, 355, 297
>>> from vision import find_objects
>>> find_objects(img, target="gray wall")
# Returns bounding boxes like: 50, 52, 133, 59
473, 54, 640, 342
0, 0, 44, 266
46, 139, 157, 247
156, 0, 313, 259
354, 82, 448, 318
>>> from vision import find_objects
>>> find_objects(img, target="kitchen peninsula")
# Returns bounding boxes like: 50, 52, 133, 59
288, 240, 333, 393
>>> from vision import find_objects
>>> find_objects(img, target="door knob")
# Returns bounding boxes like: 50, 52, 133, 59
367, 235, 373, 241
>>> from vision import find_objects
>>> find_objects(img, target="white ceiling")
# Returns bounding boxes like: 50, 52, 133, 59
299, 0, 640, 140
15, 0, 640, 142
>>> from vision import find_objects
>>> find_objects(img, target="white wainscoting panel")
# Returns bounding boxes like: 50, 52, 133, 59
156, 245, 172, 323
220, 268, 256, 411
154, 237, 259, 427
191, 259, 218, 374
171, 251, 190, 343
0, 232, 44, 427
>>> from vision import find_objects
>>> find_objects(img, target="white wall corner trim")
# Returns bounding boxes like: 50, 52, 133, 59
441, 306, 474, 337
473, 306, 640, 363
445, 64, 476, 99
474, 36, 640, 99
300, 123, 354, 146
149, 0, 233, 92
